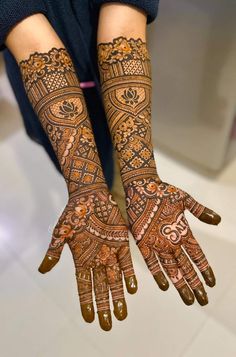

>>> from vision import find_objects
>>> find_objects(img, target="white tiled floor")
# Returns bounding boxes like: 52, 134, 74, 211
1, 61, 236, 357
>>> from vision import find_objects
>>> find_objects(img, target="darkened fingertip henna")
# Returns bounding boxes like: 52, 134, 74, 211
81, 303, 95, 323
199, 208, 221, 225
113, 298, 128, 321
178, 285, 195, 306
125, 275, 138, 294
202, 267, 216, 287
98, 311, 112, 332
38, 255, 59, 274
154, 272, 169, 291
193, 286, 208, 306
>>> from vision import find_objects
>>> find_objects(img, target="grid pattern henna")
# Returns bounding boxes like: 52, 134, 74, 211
98, 37, 159, 187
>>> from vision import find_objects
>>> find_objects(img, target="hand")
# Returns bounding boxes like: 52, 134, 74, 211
38, 187, 137, 331
126, 178, 221, 306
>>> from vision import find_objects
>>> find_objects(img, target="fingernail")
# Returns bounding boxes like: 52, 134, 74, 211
154, 272, 169, 291
113, 299, 127, 321
125, 275, 138, 294
98, 311, 112, 331
81, 303, 95, 323
193, 286, 208, 306
202, 267, 216, 287
199, 209, 221, 225
38, 255, 59, 274
178, 285, 195, 305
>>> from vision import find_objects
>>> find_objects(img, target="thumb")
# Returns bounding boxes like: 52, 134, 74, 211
185, 194, 221, 226
38, 235, 65, 274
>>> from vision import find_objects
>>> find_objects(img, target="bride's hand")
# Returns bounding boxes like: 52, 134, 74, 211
126, 178, 221, 306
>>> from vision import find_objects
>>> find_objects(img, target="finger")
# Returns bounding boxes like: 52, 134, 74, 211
185, 194, 221, 225
140, 245, 169, 291
174, 248, 208, 306
76, 267, 95, 323
159, 253, 195, 305
93, 265, 112, 331
38, 234, 66, 274
183, 233, 216, 287
118, 245, 138, 294
106, 261, 127, 321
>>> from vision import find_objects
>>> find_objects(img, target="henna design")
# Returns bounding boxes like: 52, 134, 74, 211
19, 48, 136, 328
98, 37, 158, 187
19, 48, 105, 194
98, 37, 220, 305
126, 179, 208, 288
50, 190, 132, 311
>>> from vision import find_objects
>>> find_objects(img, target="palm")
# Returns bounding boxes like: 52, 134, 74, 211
50, 190, 129, 265
40, 188, 136, 330
126, 178, 220, 306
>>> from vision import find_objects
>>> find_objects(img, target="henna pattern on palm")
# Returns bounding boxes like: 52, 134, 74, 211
19, 48, 137, 331
126, 178, 220, 305
98, 37, 221, 306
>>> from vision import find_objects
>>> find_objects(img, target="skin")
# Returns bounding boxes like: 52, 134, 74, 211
5, 13, 137, 332
97, 4, 221, 305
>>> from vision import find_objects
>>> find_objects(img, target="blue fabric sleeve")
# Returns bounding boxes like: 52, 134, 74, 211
94, 0, 159, 24
0, 0, 48, 51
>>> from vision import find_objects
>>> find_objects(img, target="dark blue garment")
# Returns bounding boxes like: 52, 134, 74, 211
0, 0, 159, 188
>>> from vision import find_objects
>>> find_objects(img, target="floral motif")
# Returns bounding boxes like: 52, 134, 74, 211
146, 181, 158, 194
121, 149, 134, 161
58, 100, 79, 119
98, 37, 150, 65
130, 157, 144, 168
19, 48, 74, 90
140, 148, 151, 160
129, 137, 143, 151
121, 88, 140, 105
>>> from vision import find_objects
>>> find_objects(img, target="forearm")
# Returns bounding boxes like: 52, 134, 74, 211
5, 13, 62, 61
97, 4, 160, 189
97, 3, 147, 42
6, 14, 106, 195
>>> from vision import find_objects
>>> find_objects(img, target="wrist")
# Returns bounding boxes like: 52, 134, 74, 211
68, 182, 108, 200
122, 171, 162, 195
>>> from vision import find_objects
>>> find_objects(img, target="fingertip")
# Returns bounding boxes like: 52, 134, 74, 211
113, 299, 127, 321
202, 267, 216, 288
98, 311, 112, 332
38, 255, 59, 274
199, 208, 221, 225
154, 272, 169, 291
81, 303, 95, 323
193, 286, 209, 306
178, 285, 195, 306
125, 275, 138, 294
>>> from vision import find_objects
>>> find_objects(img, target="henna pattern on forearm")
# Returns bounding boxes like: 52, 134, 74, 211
19, 48, 105, 194
98, 37, 220, 306
98, 37, 159, 187
19, 48, 136, 329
